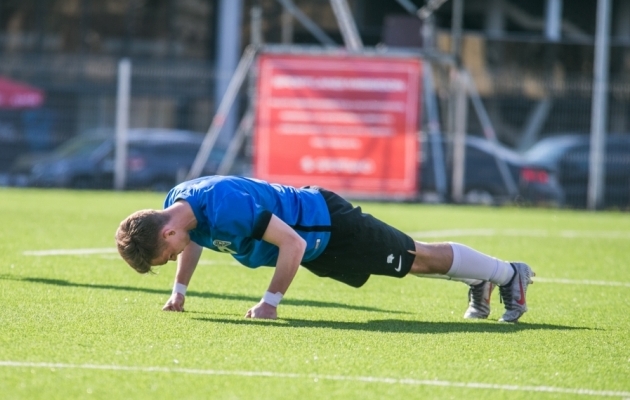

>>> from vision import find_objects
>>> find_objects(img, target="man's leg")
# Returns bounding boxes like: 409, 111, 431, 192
408, 242, 534, 322
408, 242, 513, 284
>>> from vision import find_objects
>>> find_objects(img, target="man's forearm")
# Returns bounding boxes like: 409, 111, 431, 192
259, 214, 307, 309
267, 236, 306, 295
174, 242, 203, 286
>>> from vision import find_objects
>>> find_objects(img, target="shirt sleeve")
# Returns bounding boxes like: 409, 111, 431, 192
164, 187, 192, 209
163, 188, 177, 209
213, 192, 272, 240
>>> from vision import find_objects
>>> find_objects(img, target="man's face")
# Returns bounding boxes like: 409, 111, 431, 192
151, 230, 190, 266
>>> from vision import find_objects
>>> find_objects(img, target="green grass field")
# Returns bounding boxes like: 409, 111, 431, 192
1, 188, 629, 399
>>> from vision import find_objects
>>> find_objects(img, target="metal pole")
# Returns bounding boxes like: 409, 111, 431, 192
451, 0, 463, 59
485, 0, 505, 38
423, 61, 447, 199
250, 4, 263, 45
215, 0, 243, 148
417, 0, 450, 20
217, 108, 255, 175
114, 58, 131, 191
444, 0, 464, 203
465, 70, 518, 197
451, 70, 468, 203
393, 0, 418, 15
281, 7, 294, 44
276, 0, 337, 46
187, 46, 257, 180
588, 0, 612, 210
545, 0, 563, 41
330, 0, 363, 51
518, 99, 553, 152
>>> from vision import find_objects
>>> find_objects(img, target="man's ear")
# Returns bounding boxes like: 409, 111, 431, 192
161, 227, 176, 239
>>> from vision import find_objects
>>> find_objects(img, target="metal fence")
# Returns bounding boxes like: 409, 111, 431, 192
1, 42, 629, 210
409, 30, 630, 210
0, 54, 218, 177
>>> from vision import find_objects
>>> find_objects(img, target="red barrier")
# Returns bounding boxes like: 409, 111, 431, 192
254, 53, 422, 199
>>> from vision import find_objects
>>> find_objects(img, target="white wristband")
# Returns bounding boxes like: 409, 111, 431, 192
262, 291, 283, 307
173, 282, 187, 296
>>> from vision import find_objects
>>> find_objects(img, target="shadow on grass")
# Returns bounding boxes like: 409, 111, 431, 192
0, 275, 409, 315
194, 317, 590, 334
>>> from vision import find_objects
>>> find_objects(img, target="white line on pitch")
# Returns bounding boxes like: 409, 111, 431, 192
22, 249, 232, 261
20, 229, 630, 257
0, 361, 627, 398
80, 258, 630, 286
23, 248, 119, 256
18, 249, 630, 288
410, 229, 546, 238
534, 277, 630, 287
18, 229, 621, 257
409, 229, 630, 239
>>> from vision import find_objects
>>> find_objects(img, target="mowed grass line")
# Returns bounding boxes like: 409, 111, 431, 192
0, 188, 629, 400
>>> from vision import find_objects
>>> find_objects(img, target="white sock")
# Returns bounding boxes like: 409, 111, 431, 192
446, 243, 514, 286
455, 278, 483, 286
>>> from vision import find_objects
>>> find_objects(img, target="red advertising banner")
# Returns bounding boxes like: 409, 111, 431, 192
254, 53, 422, 199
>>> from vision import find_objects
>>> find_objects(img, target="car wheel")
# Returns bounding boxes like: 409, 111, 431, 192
464, 189, 495, 206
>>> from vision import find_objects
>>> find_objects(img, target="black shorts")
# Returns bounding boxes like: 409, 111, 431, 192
301, 188, 416, 288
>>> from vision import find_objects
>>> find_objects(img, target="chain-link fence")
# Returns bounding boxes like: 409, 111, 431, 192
1, 34, 629, 209
0, 54, 223, 188
425, 36, 630, 210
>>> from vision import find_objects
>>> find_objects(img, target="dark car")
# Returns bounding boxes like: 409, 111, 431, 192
419, 134, 564, 206
14, 128, 225, 191
523, 134, 630, 209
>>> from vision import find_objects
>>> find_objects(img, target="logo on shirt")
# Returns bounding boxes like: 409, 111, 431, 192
213, 239, 236, 254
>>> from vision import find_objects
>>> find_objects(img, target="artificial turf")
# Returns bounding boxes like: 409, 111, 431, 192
0, 188, 629, 399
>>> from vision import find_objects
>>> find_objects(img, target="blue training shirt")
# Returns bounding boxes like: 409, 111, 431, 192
163, 176, 331, 268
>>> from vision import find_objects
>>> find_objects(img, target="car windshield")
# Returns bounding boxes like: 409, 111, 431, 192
523, 136, 584, 163
53, 136, 108, 158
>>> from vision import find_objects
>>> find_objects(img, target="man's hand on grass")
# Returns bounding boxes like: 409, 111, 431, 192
162, 292, 185, 312
245, 300, 277, 319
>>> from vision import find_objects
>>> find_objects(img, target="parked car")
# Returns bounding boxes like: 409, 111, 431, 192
523, 133, 630, 209
11, 128, 227, 191
419, 134, 564, 206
